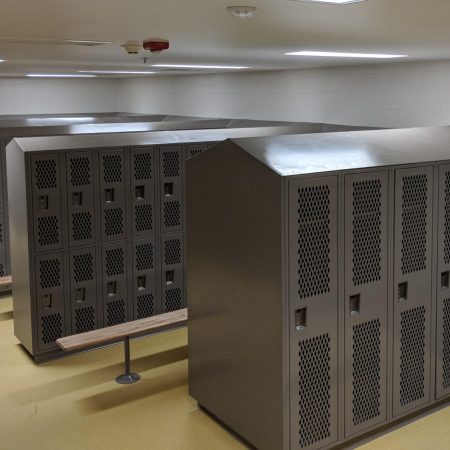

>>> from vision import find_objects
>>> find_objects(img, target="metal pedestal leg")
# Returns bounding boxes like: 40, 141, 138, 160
115, 336, 141, 385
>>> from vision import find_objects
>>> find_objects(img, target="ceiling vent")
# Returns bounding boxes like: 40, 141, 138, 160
227, 6, 257, 19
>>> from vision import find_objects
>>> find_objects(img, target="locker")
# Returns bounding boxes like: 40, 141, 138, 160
130, 147, 156, 237
66, 151, 96, 247
344, 172, 389, 436
0, 214, 6, 277
160, 233, 184, 312
31, 154, 63, 253
393, 166, 433, 417
288, 177, 339, 450
99, 149, 127, 242
159, 145, 183, 233
185, 143, 210, 160
132, 238, 158, 319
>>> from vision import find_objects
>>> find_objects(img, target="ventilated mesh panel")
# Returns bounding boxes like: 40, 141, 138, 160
102, 154, 122, 183
106, 248, 124, 276
107, 299, 126, 326
70, 157, 91, 186
162, 151, 180, 178
352, 180, 382, 286
72, 212, 93, 241
445, 172, 450, 265
73, 253, 94, 282
37, 216, 60, 246
41, 313, 62, 344
137, 294, 155, 319
0, 264, 4, 277
163, 201, 181, 228
136, 243, 153, 271
297, 186, 331, 299
164, 288, 182, 312
135, 204, 153, 232
298, 334, 331, 448
400, 306, 426, 406
0, 222, 3, 243
105, 208, 124, 236
352, 320, 381, 425
443, 298, 450, 390
164, 239, 181, 265
189, 148, 204, 158
75, 306, 95, 334
401, 175, 428, 275
35, 160, 57, 189
39, 259, 61, 289
134, 153, 152, 180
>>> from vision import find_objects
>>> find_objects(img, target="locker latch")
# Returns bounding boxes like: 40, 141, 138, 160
72, 192, 83, 206
137, 276, 146, 290
107, 281, 117, 297
75, 288, 86, 302
42, 294, 52, 309
398, 282, 408, 303
350, 294, 360, 316
441, 271, 450, 291
165, 270, 175, 285
295, 308, 307, 330
164, 183, 174, 197
135, 186, 145, 200
105, 189, 115, 203
39, 195, 49, 210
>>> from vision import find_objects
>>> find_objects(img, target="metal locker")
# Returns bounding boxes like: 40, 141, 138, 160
436, 164, 450, 399
288, 177, 339, 450
99, 149, 127, 242
130, 147, 156, 238
102, 242, 129, 326
69, 247, 99, 334
160, 233, 184, 312
31, 154, 63, 253
0, 214, 6, 277
185, 143, 209, 160
35, 252, 65, 351
344, 172, 389, 437
66, 151, 96, 248
159, 145, 183, 233
132, 238, 158, 319
393, 166, 433, 417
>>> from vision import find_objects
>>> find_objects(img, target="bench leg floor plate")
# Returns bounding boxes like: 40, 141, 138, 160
116, 373, 141, 385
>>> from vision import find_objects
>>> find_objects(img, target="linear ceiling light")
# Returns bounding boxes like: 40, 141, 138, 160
79, 70, 156, 74
152, 64, 249, 70
298, 0, 366, 4
0, 60, 4, 63
27, 74, 97, 78
285, 51, 407, 59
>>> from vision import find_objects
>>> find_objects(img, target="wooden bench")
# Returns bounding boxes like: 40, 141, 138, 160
0, 275, 12, 290
56, 308, 188, 384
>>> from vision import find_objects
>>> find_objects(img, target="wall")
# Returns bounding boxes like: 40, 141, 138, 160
0, 78, 120, 114
119, 61, 450, 128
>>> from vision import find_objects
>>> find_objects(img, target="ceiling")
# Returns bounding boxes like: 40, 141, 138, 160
0, 0, 450, 77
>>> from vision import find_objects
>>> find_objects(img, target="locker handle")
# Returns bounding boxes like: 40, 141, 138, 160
295, 308, 307, 330
42, 294, 52, 309
398, 282, 408, 303
39, 195, 49, 210
441, 271, 450, 291
72, 192, 83, 207
349, 294, 360, 316
135, 186, 145, 200
164, 183, 174, 197
165, 270, 175, 285
105, 188, 115, 203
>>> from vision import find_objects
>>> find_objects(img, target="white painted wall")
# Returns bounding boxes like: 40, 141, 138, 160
0, 78, 120, 114
119, 61, 450, 128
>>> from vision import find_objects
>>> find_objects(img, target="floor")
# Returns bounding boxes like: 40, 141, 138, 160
0, 295, 449, 450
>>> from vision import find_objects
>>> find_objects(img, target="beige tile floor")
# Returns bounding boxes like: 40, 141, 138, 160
0, 295, 449, 450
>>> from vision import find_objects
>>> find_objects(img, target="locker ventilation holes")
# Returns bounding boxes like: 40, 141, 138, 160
41, 313, 62, 344
73, 253, 94, 282
165, 288, 182, 312
135, 204, 153, 232
136, 243, 154, 271
445, 172, 450, 265
164, 238, 181, 265
163, 151, 180, 178
39, 259, 61, 289
443, 298, 450, 390
106, 248, 124, 276
107, 299, 126, 326
102, 155, 122, 183
72, 212, 93, 241
35, 160, 57, 189
37, 216, 60, 246
134, 153, 152, 180
104, 208, 124, 237
70, 157, 91, 186
137, 294, 155, 319
75, 306, 95, 334
163, 201, 181, 228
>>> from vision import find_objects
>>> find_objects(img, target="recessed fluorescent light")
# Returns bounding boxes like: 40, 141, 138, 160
79, 70, 156, 74
0, 60, 4, 63
152, 64, 249, 70
26, 74, 97, 78
298, 0, 366, 4
285, 51, 407, 59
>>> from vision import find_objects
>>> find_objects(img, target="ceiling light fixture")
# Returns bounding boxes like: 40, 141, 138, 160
79, 70, 156, 74
26, 74, 97, 78
285, 51, 407, 59
227, 6, 257, 19
0, 60, 4, 63
298, 0, 366, 4
0, 37, 111, 46
152, 64, 249, 70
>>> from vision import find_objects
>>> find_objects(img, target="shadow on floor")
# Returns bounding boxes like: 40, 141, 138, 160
0, 310, 13, 321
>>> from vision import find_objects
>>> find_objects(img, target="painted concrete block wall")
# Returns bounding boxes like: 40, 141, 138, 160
119, 61, 450, 128
0, 78, 120, 114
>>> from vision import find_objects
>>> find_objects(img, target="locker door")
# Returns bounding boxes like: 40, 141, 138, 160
436, 164, 450, 399
185, 143, 209, 160
288, 177, 338, 450
161, 233, 184, 312
66, 151, 96, 247
31, 154, 63, 253
159, 145, 183, 234
35, 252, 65, 351
393, 167, 433, 417
0, 214, 6, 276
344, 172, 389, 437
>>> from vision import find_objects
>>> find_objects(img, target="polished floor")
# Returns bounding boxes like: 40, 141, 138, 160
0, 294, 449, 450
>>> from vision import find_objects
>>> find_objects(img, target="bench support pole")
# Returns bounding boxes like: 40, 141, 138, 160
115, 336, 141, 385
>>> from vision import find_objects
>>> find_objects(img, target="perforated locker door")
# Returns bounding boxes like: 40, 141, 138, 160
102, 243, 129, 326
159, 145, 183, 233
66, 151, 96, 247
436, 164, 450, 399
99, 149, 127, 242
185, 143, 210, 160
393, 167, 433, 417
344, 172, 389, 437
0, 215, 6, 277
288, 177, 338, 450
35, 252, 65, 351
161, 233, 184, 312
130, 147, 155, 238
132, 238, 158, 319
69, 247, 99, 334
31, 154, 63, 253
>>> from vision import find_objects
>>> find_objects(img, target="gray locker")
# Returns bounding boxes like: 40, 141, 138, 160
161, 233, 184, 312
288, 177, 339, 450
102, 242, 129, 326
344, 172, 389, 436
436, 164, 450, 399
185, 143, 210, 160
0, 214, 6, 276
393, 167, 433, 417
31, 154, 63, 253
132, 238, 158, 319
159, 145, 183, 233
66, 151, 96, 248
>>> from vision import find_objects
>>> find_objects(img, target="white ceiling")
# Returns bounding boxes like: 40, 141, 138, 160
0, 0, 450, 77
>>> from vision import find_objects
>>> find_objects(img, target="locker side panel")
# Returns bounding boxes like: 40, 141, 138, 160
185, 143, 210, 160
0, 214, 6, 276
393, 166, 433, 417
344, 172, 389, 437
288, 177, 338, 450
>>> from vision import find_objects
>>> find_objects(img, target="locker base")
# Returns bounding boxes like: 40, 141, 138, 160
116, 373, 140, 385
